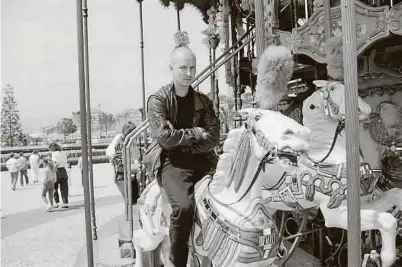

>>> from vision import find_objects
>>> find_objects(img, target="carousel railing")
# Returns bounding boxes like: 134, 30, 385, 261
119, 30, 257, 258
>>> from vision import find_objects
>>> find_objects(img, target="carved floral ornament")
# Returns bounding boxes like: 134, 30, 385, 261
277, 2, 402, 63
201, 7, 223, 49
378, 4, 402, 34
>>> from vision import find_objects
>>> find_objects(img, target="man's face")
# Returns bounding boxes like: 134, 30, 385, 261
169, 48, 196, 88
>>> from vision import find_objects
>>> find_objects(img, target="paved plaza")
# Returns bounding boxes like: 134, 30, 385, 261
1, 163, 125, 267
1, 163, 320, 267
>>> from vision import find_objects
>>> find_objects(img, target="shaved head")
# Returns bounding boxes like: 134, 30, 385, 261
169, 46, 196, 90
170, 46, 196, 65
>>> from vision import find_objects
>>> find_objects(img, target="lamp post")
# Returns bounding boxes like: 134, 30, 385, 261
137, 0, 147, 121
82, 0, 97, 241
75, 0, 94, 265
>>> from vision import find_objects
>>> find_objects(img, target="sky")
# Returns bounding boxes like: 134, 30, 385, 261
1, 0, 228, 132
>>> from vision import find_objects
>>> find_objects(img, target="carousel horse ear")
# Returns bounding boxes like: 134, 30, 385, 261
313, 80, 328, 88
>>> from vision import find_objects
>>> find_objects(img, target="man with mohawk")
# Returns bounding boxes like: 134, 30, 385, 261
146, 31, 220, 267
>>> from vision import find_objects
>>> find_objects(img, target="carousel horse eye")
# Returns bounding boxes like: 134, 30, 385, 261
310, 104, 316, 110
284, 129, 294, 135
255, 114, 262, 121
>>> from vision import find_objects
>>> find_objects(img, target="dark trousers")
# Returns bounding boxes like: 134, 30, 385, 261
160, 154, 212, 267
20, 170, 29, 186
54, 167, 69, 204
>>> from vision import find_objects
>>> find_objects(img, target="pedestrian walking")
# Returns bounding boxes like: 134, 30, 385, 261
29, 150, 40, 183
50, 143, 70, 208
41, 158, 57, 212
17, 152, 29, 186
77, 155, 84, 185
6, 153, 19, 191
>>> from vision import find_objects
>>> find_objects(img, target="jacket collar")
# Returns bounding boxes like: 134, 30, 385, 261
169, 83, 204, 111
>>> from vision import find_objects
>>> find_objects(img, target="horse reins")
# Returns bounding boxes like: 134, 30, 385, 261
208, 149, 276, 206
307, 117, 345, 165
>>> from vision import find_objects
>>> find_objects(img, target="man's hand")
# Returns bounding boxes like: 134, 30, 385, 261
190, 127, 206, 140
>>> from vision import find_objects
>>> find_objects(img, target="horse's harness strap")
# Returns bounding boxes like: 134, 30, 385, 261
308, 118, 345, 165
202, 198, 263, 243
208, 150, 274, 206
301, 157, 377, 208
199, 196, 274, 259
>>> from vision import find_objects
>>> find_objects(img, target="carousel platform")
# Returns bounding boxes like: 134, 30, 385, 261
74, 206, 320, 267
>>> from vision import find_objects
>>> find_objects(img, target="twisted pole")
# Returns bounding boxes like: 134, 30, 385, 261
341, 0, 361, 266
75, 0, 94, 265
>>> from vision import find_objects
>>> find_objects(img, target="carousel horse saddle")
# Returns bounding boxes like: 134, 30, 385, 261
301, 158, 378, 209
195, 186, 280, 265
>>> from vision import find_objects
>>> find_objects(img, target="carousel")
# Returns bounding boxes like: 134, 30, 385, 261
74, 0, 402, 266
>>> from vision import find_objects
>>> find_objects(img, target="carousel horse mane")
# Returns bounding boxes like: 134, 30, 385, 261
225, 129, 252, 192
209, 127, 246, 194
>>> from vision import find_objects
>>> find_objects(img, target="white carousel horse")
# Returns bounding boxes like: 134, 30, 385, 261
132, 108, 310, 267
263, 79, 402, 267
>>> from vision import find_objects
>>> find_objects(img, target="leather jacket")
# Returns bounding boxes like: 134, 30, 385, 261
144, 83, 220, 180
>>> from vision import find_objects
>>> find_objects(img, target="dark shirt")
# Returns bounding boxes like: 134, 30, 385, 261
175, 90, 195, 129
165, 90, 203, 164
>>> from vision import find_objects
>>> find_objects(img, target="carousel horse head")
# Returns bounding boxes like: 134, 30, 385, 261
239, 108, 310, 170
303, 80, 372, 126
212, 107, 310, 200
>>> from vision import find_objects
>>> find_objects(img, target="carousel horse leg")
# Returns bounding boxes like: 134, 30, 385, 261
160, 236, 171, 266
361, 210, 397, 267
321, 205, 397, 267
134, 245, 144, 267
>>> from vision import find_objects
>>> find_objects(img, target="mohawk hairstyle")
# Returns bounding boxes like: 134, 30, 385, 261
255, 45, 294, 109
173, 31, 190, 49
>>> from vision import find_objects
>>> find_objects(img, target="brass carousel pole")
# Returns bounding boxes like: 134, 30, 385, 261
341, 0, 361, 266
75, 0, 94, 265
253, 0, 265, 56
209, 46, 214, 101
82, 0, 97, 241
209, 36, 220, 112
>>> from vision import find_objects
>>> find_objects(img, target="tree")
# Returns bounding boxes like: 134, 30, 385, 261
1, 85, 24, 147
57, 118, 77, 140
99, 112, 116, 136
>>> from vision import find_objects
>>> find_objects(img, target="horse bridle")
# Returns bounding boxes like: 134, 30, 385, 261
208, 127, 279, 206
321, 82, 345, 121
308, 82, 346, 165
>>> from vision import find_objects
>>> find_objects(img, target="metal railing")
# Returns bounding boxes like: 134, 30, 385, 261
119, 30, 256, 256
